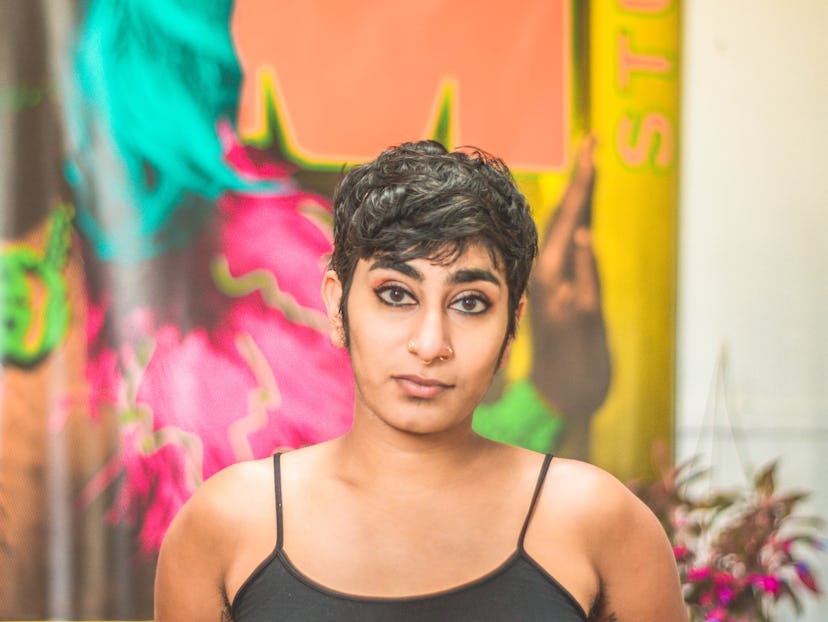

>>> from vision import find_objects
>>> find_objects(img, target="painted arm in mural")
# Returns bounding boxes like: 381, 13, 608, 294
529, 138, 611, 460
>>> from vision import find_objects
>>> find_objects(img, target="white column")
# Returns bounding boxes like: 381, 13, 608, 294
677, 2, 828, 620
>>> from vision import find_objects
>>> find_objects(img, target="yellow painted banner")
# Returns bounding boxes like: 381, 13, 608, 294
588, 0, 679, 480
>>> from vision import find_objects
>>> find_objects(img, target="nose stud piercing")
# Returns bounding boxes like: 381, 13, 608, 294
408, 341, 453, 364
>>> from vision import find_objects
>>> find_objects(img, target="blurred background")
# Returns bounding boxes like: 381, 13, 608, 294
0, 1, 825, 620
675, 2, 827, 619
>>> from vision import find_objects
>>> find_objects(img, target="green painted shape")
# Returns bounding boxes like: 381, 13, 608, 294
428, 84, 455, 149
473, 377, 564, 453
251, 78, 458, 169
0, 205, 72, 366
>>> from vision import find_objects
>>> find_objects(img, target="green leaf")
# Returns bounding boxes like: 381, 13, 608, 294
753, 461, 778, 497
787, 515, 826, 529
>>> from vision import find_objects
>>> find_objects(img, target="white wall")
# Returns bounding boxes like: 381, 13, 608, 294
677, 1, 828, 620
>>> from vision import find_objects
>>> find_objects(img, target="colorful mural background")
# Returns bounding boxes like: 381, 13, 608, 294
0, 0, 679, 618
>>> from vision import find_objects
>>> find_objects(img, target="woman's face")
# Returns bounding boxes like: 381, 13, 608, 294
323, 242, 522, 437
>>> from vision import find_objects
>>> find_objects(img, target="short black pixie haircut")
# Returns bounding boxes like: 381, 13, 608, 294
329, 139, 538, 342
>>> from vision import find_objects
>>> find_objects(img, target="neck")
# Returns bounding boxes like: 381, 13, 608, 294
329, 414, 494, 493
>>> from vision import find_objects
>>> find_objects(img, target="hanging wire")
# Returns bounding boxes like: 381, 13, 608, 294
693, 342, 755, 492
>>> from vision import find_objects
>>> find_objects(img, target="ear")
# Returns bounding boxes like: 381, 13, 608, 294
515, 295, 527, 326
321, 269, 346, 348
499, 296, 527, 369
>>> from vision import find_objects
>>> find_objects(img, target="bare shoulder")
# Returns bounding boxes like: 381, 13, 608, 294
155, 456, 277, 622
542, 457, 654, 529
165, 457, 275, 550
538, 458, 674, 572
530, 458, 689, 621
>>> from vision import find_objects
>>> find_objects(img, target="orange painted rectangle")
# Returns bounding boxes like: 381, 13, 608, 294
233, 0, 570, 170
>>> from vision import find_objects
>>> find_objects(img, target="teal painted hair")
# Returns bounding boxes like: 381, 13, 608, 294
65, 0, 255, 262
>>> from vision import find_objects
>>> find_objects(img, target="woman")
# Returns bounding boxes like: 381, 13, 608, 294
154, 140, 688, 621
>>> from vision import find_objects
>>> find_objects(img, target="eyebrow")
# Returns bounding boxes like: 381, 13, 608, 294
449, 269, 501, 287
368, 260, 501, 288
369, 259, 422, 280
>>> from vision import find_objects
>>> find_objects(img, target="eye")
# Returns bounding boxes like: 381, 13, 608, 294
449, 294, 490, 315
375, 285, 416, 307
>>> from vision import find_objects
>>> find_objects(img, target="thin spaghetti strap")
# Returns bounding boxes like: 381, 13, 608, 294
518, 453, 553, 549
273, 452, 284, 550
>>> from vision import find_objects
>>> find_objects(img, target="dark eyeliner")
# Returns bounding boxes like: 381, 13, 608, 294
374, 284, 416, 307
451, 292, 492, 314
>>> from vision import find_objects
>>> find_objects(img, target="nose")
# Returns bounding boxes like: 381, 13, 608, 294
408, 306, 453, 364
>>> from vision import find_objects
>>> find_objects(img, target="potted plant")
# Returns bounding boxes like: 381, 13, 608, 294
632, 454, 825, 621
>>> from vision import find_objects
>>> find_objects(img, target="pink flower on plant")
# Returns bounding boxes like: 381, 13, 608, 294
673, 545, 688, 560
671, 507, 689, 529
705, 606, 728, 622
713, 571, 735, 587
795, 561, 821, 594
687, 565, 713, 582
715, 584, 734, 606
748, 573, 781, 596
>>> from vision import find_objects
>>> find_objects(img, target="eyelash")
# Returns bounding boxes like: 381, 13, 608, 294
375, 285, 415, 307
374, 286, 491, 315
449, 294, 491, 315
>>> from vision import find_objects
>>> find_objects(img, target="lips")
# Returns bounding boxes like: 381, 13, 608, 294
393, 374, 453, 399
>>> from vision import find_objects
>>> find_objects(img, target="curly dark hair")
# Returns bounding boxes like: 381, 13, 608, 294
330, 139, 538, 342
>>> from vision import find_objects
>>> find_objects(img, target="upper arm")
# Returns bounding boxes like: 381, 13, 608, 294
154, 474, 239, 622
526, 458, 688, 621
591, 481, 688, 622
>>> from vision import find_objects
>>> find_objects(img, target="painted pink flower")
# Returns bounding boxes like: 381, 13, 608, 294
86, 133, 355, 552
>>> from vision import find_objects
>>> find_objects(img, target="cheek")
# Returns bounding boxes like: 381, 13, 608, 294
346, 309, 399, 371
457, 324, 508, 374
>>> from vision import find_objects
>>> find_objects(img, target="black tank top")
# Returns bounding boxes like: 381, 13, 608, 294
231, 453, 588, 621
